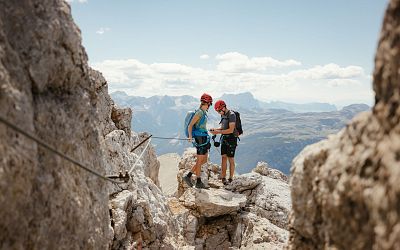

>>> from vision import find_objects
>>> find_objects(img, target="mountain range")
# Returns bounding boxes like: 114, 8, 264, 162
111, 91, 370, 174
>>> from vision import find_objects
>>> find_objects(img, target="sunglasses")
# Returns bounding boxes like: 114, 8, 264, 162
216, 109, 223, 113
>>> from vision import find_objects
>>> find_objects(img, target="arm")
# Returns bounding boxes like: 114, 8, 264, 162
217, 122, 235, 135
210, 122, 234, 135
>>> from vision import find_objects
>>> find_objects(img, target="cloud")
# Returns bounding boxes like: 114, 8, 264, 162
328, 79, 361, 87
150, 63, 194, 75
90, 52, 372, 105
200, 54, 210, 60
96, 27, 111, 35
216, 52, 301, 73
288, 63, 364, 80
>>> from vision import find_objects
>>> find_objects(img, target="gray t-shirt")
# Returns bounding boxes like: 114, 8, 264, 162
220, 110, 237, 135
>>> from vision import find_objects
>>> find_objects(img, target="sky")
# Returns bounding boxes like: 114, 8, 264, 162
67, 0, 388, 107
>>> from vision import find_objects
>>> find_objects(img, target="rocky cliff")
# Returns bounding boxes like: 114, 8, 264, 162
0, 1, 111, 248
287, 0, 400, 249
93, 69, 178, 249
0, 1, 292, 249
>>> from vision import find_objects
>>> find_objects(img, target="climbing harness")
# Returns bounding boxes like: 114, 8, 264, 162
192, 135, 210, 148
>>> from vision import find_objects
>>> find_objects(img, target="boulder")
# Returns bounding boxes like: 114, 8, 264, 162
180, 188, 247, 217
287, 1, 400, 249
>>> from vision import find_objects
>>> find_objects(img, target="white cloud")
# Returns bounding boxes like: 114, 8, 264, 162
96, 27, 111, 35
200, 54, 210, 60
90, 52, 372, 106
328, 79, 361, 87
216, 52, 301, 73
288, 63, 364, 80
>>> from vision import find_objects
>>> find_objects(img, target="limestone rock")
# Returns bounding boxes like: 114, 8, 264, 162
95, 73, 174, 248
180, 188, 247, 217
91, 68, 117, 137
239, 212, 288, 250
252, 175, 291, 230
175, 149, 291, 249
224, 173, 263, 193
177, 148, 215, 196
253, 161, 288, 183
287, 1, 400, 249
111, 105, 132, 137
0, 1, 111, 249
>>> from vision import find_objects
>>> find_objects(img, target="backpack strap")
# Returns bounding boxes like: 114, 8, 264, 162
193, 109, 208, 136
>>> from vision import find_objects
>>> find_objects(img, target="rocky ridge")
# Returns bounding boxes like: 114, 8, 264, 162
286, 0, 400, 249
0, 1, 292, 249
171, 151, 291, 249
6, 0, 397, 249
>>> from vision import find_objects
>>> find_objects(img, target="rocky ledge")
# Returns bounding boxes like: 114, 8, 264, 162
169, 149, 291, 249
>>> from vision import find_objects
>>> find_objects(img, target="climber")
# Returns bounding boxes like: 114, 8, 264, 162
183, 93, 213, 189
210, 100, 239, 185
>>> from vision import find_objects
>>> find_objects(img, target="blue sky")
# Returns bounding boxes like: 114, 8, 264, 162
68, 0, 388, 107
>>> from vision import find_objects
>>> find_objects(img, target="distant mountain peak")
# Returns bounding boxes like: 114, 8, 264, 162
221, 92, 254, 98
111, 90, 129, 96
218, 92, 260, 110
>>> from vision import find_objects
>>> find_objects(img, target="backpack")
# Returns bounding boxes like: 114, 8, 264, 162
219, 110, 243, 136
184, 109, 208, 137
232, 110, 243, 136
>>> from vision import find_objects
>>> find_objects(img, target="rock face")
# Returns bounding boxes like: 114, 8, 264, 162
0, 1, 293, 249
92, 69, 173, 249
174, 149, 291, 249
0, 1, 111, 249
0, 1, 167, 249
287, 1, 400, 249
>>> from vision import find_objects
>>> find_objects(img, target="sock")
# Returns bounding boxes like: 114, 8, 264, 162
187, 172, 193, 178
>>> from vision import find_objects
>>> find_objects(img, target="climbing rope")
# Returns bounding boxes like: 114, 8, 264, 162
0, 114, 126, 184
152, 136, 189, 140
131, 134, 152, 152
128, 138, 152, 175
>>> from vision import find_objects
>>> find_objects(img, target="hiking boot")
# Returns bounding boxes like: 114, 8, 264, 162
228, 178, 233, 183
195, 180, 208, 189
183, 175, 193, 187
222, 178, 228, 185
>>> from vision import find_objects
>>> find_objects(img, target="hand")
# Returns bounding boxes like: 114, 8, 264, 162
187, 137, 193, 142
210, 129, 218, 135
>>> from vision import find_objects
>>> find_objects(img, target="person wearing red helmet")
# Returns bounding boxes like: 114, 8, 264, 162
210, 100, 238, 185
183, 93, 213, 189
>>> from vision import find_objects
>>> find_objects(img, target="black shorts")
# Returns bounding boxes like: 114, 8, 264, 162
195, 136, 211, 155
221, 135, 237, 157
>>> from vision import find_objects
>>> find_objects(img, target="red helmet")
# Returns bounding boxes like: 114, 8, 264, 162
214, 100, 226, 111
200, 93, 213, 104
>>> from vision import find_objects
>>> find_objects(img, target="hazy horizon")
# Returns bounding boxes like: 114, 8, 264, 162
111, 90, 371, 110
68, 0, 387, 107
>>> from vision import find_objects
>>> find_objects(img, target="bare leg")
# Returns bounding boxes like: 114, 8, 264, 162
195, 154, 207, 177
228, 157, 235, 179
190, 164, 196, 174
221, 155, 227, 178
202, 152, 208, 166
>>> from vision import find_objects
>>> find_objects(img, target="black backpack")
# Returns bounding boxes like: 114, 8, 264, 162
232, 110, 243, 136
